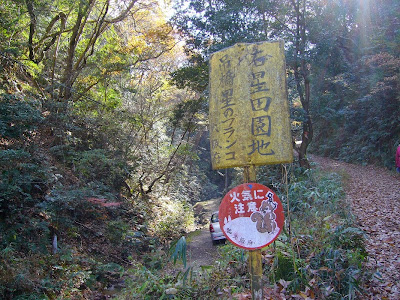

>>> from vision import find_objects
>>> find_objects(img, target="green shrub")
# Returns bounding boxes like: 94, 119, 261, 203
149, 196, 194, 240
330, 225, 366, 252
273, 251, 296, 282
71, 149, 129, 189
0, 94, 42, 140
106, 219, 131, 244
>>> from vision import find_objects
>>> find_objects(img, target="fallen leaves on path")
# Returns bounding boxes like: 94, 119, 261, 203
312, 156, 400, 299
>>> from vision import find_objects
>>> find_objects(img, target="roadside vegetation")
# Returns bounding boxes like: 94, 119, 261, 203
0, 0, 398, 298
115, 165, 367, 299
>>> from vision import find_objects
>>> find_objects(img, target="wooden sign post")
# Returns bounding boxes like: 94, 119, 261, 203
218, 178, 285, 299
209, 40, 293, 299
245, 166, 262, 300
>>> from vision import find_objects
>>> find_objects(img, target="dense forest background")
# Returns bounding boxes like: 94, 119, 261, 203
0, 0, 399, 298
172, 0, 400, 167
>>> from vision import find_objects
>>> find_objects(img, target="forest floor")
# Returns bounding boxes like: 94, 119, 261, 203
311, 155, 400, 299
187, 156, 400, 299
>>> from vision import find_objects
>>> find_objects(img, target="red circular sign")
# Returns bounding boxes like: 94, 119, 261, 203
219, 183, 284, 250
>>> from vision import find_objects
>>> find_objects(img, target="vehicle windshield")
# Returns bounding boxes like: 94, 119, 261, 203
211, 213, 219, 223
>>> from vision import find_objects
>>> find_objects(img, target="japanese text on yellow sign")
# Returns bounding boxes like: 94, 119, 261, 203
209, 41, 293, 169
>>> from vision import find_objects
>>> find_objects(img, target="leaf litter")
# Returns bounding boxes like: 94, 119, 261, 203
312, 156, 400, 299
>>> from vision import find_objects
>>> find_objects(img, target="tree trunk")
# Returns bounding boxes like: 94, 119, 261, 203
292, 0, 312, 168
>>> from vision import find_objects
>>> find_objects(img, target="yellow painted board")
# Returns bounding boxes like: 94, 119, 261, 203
209, 40, 293, 169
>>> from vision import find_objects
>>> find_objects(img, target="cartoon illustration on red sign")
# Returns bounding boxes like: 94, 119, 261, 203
219, 183, 284, 250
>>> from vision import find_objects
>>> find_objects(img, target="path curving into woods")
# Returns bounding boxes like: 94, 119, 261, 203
311, 155, 400, 299
186, 198, 223, 268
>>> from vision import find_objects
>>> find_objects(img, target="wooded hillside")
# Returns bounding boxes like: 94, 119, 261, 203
0, 0, 399, 298
172, 0, 400, 167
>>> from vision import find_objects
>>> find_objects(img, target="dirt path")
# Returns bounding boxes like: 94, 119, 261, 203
186, 228, 220, 268
311, 156, 400, 299
186, 198, 223, 268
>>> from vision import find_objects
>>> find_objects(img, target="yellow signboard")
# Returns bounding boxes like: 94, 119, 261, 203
209, 41, 293, 169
